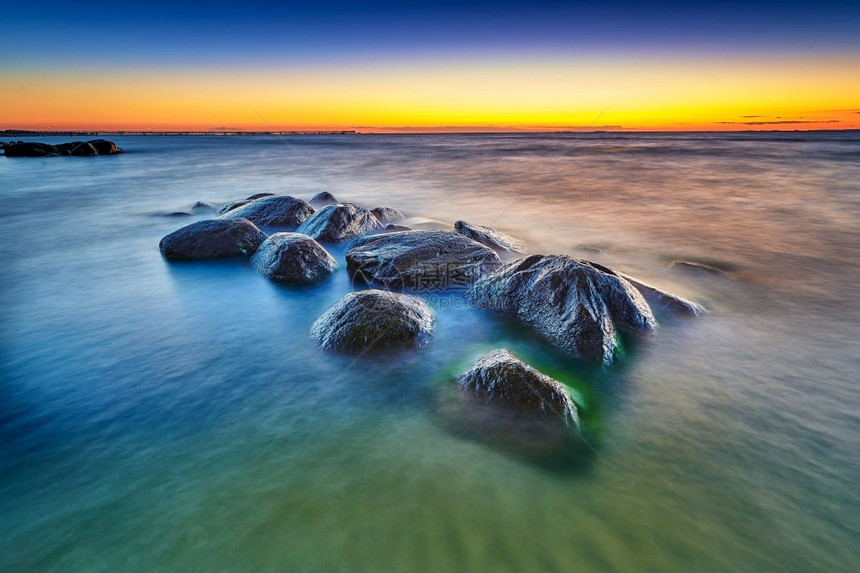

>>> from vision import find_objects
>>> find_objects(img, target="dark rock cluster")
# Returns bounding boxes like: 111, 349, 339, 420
159, 189, 709, 455
3, 140, 123, 157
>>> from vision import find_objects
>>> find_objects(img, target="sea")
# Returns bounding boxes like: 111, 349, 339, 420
1, 132, 858, 572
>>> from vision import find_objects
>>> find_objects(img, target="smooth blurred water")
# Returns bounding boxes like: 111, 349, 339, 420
1, 133, 858, 572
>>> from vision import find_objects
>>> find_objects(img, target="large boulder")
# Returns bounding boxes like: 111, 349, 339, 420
159, 218, 267, 261
370, 206, 405, 222
346, 230, 501, 290
219, 195, 314, 228
309, 191, 339, 207
469, 255, 656, 364
311, 290, 434, 352
251, 232, 338, 284
454, 220, 525, 254
71, 142, 98, 156
457, 349, 579, 429
4, 142, 60, 157
296, 203, 382, 242
87, 139, 122, 154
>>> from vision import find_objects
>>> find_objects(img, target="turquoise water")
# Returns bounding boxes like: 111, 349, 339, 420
1, 133, 858, 571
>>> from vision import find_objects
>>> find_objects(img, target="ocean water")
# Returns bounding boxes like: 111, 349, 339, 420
1, 132, 858, 572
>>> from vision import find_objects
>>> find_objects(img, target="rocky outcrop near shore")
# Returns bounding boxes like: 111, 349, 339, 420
296, 203, 382, 242
454, 221, 525, 254
3, 140, 123, 157
219, 195, 315, 228
251, 232, 338, 283
469, 255, 656, 364
159, 218, 267, 260
311, 290, 434, 352
346, 230, 502, 289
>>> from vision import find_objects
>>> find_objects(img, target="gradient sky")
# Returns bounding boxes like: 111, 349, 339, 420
2, 1, 859, 131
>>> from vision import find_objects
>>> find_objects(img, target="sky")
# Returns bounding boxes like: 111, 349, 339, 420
2, 0, 859, 131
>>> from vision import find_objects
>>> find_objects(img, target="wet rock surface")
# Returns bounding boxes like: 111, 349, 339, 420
469, 254, 656, 364
296, 203, 382, 242
309, 191, 339, 207
251, 232, 338, 284
159, 218, 267, 260
346, 230, 501, 289
311, 290, 434, 352
4, 142, 61, 157
457, 349, 579, 428
371, 206, 405, 222
219, 195, 315, 228
454, 220, 525, 253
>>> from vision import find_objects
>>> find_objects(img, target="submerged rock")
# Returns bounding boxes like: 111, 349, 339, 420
192, 201, 218, 212
457, 349, 579, 429
219, 195, 314, 228
217, 199, 252, 215
454, 220, 525, 253
4, 142, 60, 157
296, 203, 382, 242
346, 230, 501, 290
251, 232, 338, 284
309, 191, 339, 207
670, 261, 730, 276
617, 273, 707, 317
311, 290, 434, 352
165, 211, 193, 217
370, 206, 405, 222
159, 218, 267, 261
469, 255, 656, 364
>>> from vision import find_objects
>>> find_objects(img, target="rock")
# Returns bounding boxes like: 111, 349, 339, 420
346, 230, 501, 290
370, 206, 405, 222
296, 203, 382, 242
87, 139, 121, 154
251, 232, 338, 284
311, 290, 434, 352
4, 142, 60, 157
454, 220, 525, 253
219, 195, 315, 228
217, 199, 252, 215
55, 141, 83, 155
159, 218, 267, 261
165, 211, 193, 217
71, 142, 98, 156
457, 349, 579, 429
670, 261, 729, 276
246, 192, 274, 201
380, 224, 412, 233
469, 255, 656, 364
191, 201, 217, 212
576, 260, 707, 318
309, 191, 339, 207
617, 274, 707, 317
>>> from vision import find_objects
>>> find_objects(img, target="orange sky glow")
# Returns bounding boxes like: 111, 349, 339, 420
3, 56, 859, 132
